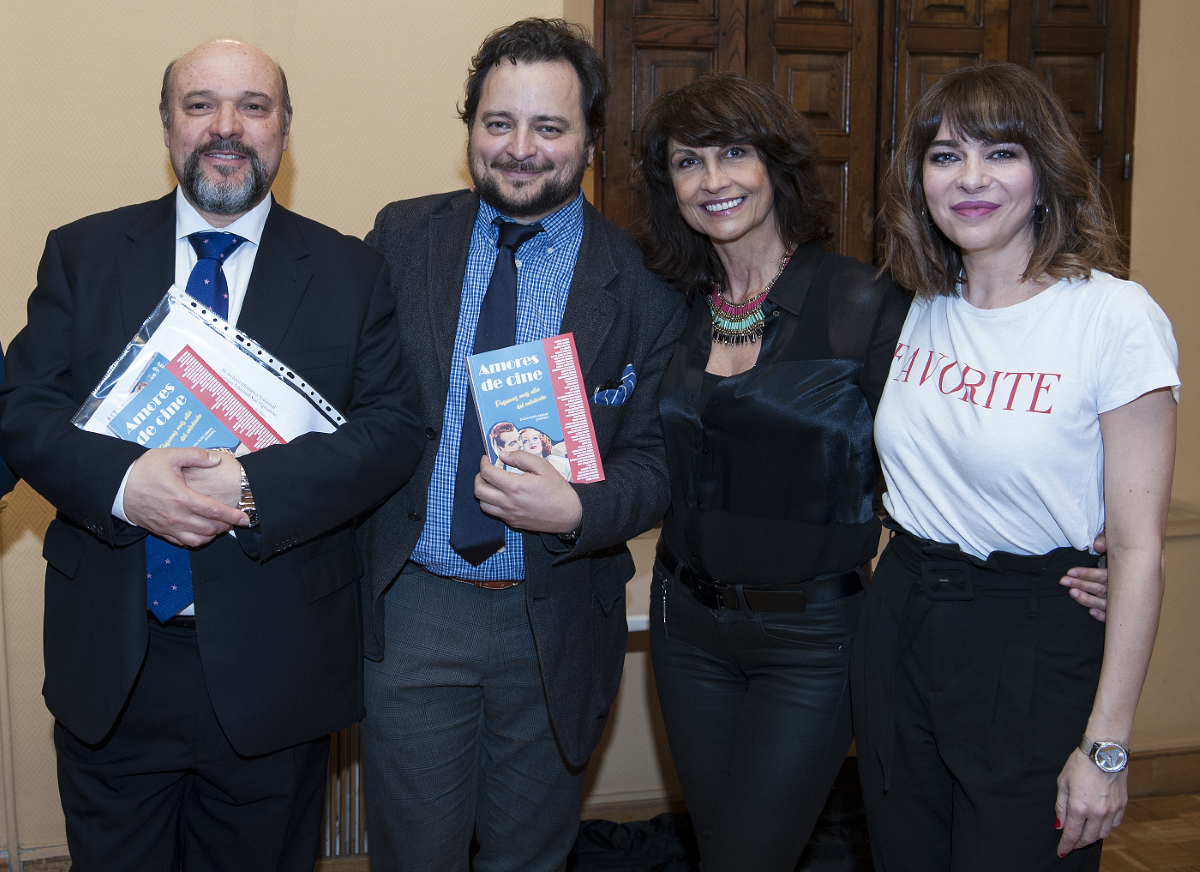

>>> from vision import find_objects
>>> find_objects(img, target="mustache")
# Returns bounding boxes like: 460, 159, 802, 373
189, 139, 259, 162
489, 158, 554, 173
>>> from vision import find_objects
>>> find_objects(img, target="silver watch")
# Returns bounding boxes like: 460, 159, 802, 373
238, 465, 258, 527
1079, 735, 1129, 773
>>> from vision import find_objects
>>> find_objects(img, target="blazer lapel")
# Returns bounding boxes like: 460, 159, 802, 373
117, 193, 176, 338
426, 194, 477, 385
559, 203, 619, 384
238, 201, 312, 352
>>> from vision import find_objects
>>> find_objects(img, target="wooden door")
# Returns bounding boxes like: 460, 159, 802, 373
1011, 0, 1139, 236
747, 0, 881, 261
880, 0, 1139, 240
601, 0, 1139, 251
601, 0, 748, 229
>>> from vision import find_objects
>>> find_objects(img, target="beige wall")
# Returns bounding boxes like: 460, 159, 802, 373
0, 0, 1197, 862
1125, 0, 1200, 751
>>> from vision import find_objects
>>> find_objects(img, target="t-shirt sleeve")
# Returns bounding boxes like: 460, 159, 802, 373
1093, 279, 1180, 414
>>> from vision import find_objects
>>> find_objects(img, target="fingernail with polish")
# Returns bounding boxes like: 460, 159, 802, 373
1055, 818, 1061, 828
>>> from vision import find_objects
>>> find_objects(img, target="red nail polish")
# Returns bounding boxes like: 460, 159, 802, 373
1059, 853, 1067, 859
1055, 818, 1061, 828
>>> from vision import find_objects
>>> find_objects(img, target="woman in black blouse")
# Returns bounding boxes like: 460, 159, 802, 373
633, 73, 910, 872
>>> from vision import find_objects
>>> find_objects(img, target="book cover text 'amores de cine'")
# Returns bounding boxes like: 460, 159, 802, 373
466, 333, 604, 484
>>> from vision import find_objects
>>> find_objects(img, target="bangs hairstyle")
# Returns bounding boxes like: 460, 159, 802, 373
879, 62, 1125, 299
633, 72, 831, 295
459, 18, 608, 148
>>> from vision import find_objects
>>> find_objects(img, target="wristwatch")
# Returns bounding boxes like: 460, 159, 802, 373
1080, 735, 1129, 773
238, 464, 259, 527
557, 519, 582, 545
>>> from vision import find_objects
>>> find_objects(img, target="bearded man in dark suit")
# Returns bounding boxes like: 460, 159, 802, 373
0, 39, 423, 872
359, 18, 686, 872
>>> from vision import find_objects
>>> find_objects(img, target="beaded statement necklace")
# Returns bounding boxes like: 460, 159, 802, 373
707, 248, 794, 345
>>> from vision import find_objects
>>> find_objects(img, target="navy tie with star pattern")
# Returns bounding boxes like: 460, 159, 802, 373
145, 231, 245, 622
447, 218, 543, 567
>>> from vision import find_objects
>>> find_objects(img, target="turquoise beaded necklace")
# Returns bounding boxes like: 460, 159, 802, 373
707, 248, 794, 346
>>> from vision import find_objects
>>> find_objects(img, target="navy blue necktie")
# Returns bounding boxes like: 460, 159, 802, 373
146, 232, 246, 621
448, 218, 543, 566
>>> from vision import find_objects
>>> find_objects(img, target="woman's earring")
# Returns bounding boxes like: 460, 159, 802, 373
1034, 200, 1048, 225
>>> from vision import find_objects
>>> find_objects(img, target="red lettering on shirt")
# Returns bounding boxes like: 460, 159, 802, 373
1002, 373, 1035, 410
919, 351, 949, 386
958, 366, 987, 404
894, 347, 919, 382
938, 362, 965, 395
983, 370, 1004, 409
1028, 373, 1060, 414
892, 346, 1065, 415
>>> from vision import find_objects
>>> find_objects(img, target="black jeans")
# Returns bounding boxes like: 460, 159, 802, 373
649, 559, 863, 872
851, 530, 1104, 872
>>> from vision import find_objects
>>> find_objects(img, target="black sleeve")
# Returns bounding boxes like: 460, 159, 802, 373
859, 274, 912, 416
826, 261, 912, 416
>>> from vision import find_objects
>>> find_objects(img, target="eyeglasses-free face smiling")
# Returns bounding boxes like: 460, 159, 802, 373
668, 142, 777, 248
922, 119, 1040, 272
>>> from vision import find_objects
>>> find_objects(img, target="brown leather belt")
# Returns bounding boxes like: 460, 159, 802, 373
450, 577, 522, 590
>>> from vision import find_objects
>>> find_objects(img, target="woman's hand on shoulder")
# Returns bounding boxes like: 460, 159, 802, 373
1060, 533, 1108, 622
1055, 748, 1128, 857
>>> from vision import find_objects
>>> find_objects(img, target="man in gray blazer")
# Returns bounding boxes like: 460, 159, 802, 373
360, 18, 685, 872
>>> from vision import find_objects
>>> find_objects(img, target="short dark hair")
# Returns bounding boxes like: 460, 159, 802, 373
159, 55, 293, 134
459, 18, 607, 147
879, 62, 1125, 299
633, 72, 831, 295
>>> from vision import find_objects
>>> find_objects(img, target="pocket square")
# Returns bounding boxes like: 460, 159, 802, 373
591, 364, 636, 406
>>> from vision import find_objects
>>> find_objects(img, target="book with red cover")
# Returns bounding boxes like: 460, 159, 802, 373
466, 333, 604, 483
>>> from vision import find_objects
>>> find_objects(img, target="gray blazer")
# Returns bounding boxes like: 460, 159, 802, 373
362, 190, 685, 766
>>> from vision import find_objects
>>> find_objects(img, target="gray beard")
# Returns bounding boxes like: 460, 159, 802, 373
182, 141, 271, 216
471, 153, 587, 220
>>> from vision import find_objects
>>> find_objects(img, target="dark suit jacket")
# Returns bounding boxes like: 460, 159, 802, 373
362, 191, 686, 767
0, 193, 424, 756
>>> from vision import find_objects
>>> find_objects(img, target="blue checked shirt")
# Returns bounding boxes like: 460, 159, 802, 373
411, 192, 585, 579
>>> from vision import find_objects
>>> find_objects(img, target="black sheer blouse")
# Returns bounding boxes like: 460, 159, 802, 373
658, 242, 910, 584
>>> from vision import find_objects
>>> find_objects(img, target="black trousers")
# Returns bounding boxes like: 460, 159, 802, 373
851, 529, 1104, 872
54, 615, 329, 872
650, 560, 862, 872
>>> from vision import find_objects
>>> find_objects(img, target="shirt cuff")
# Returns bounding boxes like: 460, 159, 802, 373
112, 462, 135, 523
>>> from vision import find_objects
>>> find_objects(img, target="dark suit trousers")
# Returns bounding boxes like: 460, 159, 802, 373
649, 563, 861, 872
54, 616, 329, 872
361, 562, 584, 872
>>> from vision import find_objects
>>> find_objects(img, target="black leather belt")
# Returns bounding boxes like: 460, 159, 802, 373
655, 539, 863, 613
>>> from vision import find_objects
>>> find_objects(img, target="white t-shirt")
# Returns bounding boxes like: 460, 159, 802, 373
876, 271, 1179, 559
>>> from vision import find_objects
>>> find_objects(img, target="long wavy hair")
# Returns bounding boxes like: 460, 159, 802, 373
879, 62, 1126, 299
633, 72, 831, 295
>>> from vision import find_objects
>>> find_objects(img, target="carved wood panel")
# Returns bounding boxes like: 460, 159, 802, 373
634, 0, 717, 18
778, 53, 850, 132
1035, 53, 1103, 132
1034, 0, 1106, 26
910, 0, 982, 26
775, 0, 851, 21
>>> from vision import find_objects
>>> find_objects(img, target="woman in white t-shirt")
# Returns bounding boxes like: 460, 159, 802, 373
852, 63, 1178, 872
